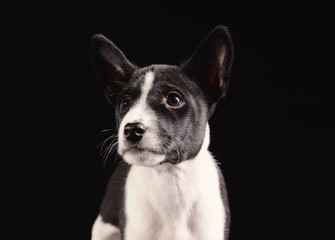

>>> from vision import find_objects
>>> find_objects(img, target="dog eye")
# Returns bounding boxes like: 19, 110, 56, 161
120, 96, 131, 112
166, 92, 183, 107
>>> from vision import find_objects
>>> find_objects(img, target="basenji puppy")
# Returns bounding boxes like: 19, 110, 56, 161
90, 25, 234, 240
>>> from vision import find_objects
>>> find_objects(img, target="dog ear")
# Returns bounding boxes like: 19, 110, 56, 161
182, 26, 234, 116
90, 34, 136, 102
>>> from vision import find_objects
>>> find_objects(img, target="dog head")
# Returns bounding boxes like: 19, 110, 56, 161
90, 26, 233, 167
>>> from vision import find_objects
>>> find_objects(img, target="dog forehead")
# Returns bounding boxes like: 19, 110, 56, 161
154, 65, 189, 87
129, 65, 188, 90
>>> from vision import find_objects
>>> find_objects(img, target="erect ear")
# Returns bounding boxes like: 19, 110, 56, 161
182, 26, 234, 117
90, 34, 136, 102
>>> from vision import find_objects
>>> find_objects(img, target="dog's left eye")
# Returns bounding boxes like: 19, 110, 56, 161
120, 96, 132, 112
166, 92, 183, 107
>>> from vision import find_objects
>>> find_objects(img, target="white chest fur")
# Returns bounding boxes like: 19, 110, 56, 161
124, 130, 226, 240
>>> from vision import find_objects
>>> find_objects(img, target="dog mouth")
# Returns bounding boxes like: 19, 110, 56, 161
123, 146, 163, 155
121, 145, 181, 166
121, 145, 168, 166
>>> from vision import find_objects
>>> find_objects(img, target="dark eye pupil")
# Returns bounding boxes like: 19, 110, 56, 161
167, 93, 183, 106
120, 97, 131, 111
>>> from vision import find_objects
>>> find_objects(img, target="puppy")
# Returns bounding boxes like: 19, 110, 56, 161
90, 25, 233, 240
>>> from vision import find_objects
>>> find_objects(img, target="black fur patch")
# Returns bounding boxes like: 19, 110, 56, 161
150, 65, 209, 163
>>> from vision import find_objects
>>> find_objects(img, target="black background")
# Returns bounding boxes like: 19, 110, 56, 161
3, 2, 333, 240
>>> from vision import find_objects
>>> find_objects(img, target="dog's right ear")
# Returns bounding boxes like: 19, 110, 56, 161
90, 34, 136, 102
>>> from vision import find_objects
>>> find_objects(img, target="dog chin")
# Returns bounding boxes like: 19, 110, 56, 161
122, 149, 166, 166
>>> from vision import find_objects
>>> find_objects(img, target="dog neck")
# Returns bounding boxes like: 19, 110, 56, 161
124, 122, 225, 239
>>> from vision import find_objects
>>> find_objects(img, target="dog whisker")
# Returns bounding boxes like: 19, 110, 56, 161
97, 132, 119, 168
100, 128, 116, 133
102, 142, 118, 167
97, 133, 117, 150
106, 141, 119, 163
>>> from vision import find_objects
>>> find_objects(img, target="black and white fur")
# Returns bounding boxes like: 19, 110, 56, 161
90, 26, 234, 240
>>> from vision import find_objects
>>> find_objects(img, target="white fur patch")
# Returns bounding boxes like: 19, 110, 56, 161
124, 124, 226, 240
118, 71, 166, 166
91, 215, 121, 240
140, 71, 155, 103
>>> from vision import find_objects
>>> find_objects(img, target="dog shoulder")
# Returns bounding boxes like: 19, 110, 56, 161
99, 161, 131, 228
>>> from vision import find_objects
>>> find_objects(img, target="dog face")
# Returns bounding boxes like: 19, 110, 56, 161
90, 26, 233, 166
114, 65, 209, 166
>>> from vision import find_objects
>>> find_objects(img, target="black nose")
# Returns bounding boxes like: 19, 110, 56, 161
124, 122, 147, 142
